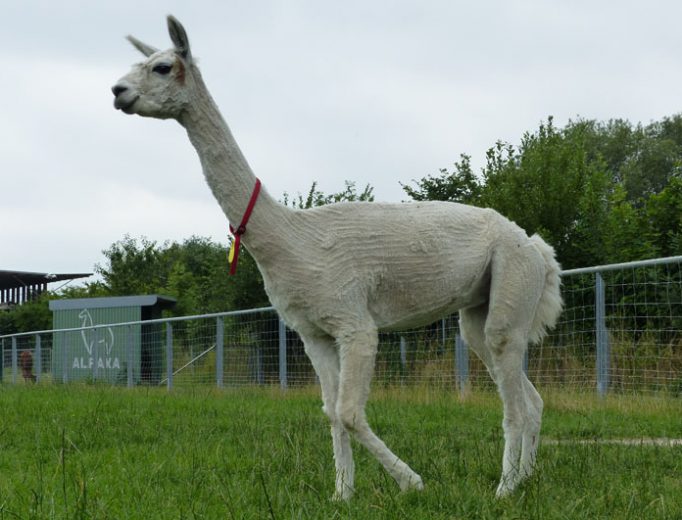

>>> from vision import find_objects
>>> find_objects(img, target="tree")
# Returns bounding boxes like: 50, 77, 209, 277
0, 293, 53, 336
96, 235, 166, 295
601, 185, 658, 264
646, 172, 682, 257
401, 154, 482, 204
479, 118, 614, 268
283, 180, 374, 209
402, 115, 682, 269
584, 116, 682, 203
92, 235, 267, 315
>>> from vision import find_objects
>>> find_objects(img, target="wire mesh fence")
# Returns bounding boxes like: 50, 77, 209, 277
2, 256, 682, 395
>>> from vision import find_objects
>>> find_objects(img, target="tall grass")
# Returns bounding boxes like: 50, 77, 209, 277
0, 385, 679, 519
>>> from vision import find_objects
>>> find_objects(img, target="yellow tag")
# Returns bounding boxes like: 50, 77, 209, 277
228, 241, 236, 264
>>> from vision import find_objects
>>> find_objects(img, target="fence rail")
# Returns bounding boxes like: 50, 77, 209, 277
2, 256, 682, 395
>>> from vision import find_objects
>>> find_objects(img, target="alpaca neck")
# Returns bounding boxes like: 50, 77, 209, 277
178, 70, 291, 260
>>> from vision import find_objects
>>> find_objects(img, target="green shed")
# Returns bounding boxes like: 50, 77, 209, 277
49, 295, 176, 384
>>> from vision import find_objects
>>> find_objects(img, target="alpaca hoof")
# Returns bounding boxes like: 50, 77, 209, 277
331, 487, 354, 501
495, 480, 515, 499
399, 473, 424, 492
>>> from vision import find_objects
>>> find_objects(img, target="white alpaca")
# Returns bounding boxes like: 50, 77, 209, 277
112, 16, 563, 499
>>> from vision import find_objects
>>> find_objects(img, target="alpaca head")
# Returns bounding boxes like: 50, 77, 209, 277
112, 16, 195, 120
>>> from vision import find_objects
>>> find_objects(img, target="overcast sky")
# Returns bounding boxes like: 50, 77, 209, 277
3, 1, 682, 284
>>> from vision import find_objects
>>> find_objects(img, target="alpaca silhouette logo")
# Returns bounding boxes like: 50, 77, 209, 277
73, 309, 120, 371
78, 309, 115, 356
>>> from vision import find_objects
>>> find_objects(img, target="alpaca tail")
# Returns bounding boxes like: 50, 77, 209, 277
528, 234, 563, 345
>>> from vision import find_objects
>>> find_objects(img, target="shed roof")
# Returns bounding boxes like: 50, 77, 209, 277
49, 294, 177, 311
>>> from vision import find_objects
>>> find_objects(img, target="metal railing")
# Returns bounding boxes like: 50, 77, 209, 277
2, 256, 682, 395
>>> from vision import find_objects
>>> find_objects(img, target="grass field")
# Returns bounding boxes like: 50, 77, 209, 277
0, 385, 680, 519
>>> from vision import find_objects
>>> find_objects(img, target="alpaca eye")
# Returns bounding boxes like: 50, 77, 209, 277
153, 64, 173, 75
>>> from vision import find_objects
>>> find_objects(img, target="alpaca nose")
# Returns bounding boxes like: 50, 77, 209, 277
112, 84, 128, 97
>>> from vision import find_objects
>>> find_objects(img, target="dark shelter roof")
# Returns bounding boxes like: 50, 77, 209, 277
0, 270, 91, 290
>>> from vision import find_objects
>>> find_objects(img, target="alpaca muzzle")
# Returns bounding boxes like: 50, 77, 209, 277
112, 83, 138, 113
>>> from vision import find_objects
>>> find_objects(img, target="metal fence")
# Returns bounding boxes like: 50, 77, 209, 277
2, 256, 682, 395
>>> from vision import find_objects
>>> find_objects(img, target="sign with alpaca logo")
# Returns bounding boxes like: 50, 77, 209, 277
72, 309, 121, 371
50, 295, 176, 385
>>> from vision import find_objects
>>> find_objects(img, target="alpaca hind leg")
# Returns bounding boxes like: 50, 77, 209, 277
463, 305, 529, 495
489, 339, 528, 498
336, 326, 423, 492
519, 375, 543, 479
302, 336, 354, 500
486, 245, 545, 497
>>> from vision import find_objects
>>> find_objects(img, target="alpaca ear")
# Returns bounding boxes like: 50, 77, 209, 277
126, 35, 159, 57
167, 15, 192, 61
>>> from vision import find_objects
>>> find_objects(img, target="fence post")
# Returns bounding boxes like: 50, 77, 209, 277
441, 318, 447, 354
92, 327, 98, 382
126, 325, 134, 388
278, 319, 287, 390
61, 331, 68, 384
0, 337, 4, 383
455, 333, 468, 395
595, 272, 610, 397
11, 336, 17, 384
254, 346, 263, 385
166, 323, 173, 391
35, 334, 42, 383
216, 317, 224, 389
400, 337, 407, 382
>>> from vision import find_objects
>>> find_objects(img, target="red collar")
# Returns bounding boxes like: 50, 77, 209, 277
228, 178, 262, 275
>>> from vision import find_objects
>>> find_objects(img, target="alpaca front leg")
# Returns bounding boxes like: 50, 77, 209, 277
301, 336, 355, 499
337, 330, 424, 493
351, 422, 424, 492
